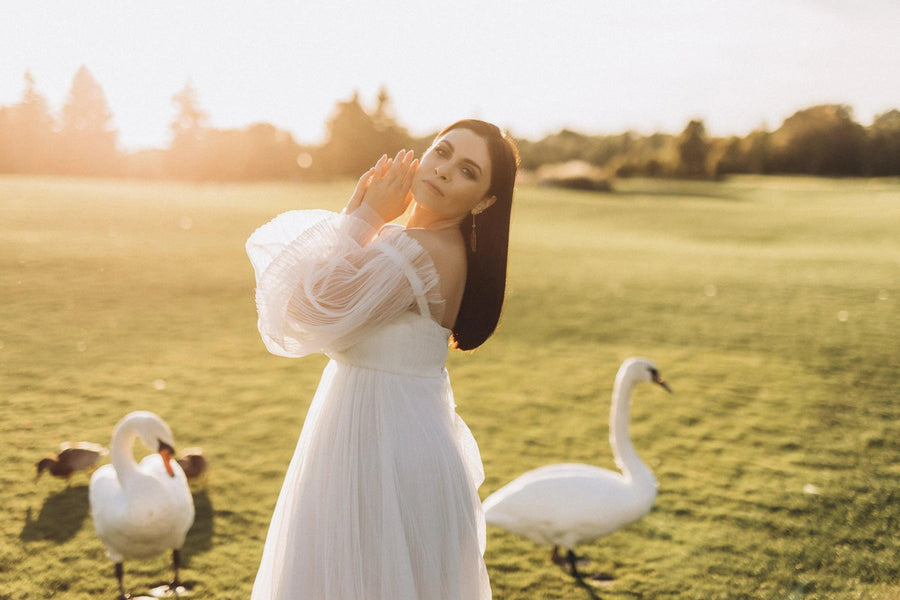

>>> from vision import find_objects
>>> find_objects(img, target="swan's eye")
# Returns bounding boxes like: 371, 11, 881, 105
648, 367, 659, 378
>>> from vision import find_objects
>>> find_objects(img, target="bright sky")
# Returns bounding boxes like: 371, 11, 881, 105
2, 0, 898, 151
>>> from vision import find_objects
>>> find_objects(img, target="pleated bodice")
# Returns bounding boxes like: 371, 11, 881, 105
328, 313, 451, 378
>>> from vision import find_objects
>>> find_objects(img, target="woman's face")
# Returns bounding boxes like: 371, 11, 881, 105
411, 128, 493, 218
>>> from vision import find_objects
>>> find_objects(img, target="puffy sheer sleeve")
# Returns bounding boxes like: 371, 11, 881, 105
246, 210, 444, 358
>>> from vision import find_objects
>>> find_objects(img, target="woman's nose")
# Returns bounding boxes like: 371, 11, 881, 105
434, 164, 450, 180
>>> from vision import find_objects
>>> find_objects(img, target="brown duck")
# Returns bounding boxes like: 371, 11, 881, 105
175, 447, 208, 484
36, 441, 108, 485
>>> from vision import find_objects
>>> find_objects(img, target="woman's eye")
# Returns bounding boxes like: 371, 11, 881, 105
461, 167, 475, 179
435, 147, 448, 157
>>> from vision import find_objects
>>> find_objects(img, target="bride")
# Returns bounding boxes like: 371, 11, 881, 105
246, 119, 519, 599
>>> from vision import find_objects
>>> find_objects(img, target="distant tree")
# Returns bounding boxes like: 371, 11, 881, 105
372, 86, 412, 155
1, 72, 57, 173
203, 123, 304, 180
714, 136, 746, 176
742, 129, 771, 174
866, 109, 900, 176
586, 132, 633, 168
58, 66, 119, 175
676, 119, 711, 178
315, 90, 411, 177
615, 132, 677, 177
517, 129, 591, 170
240, 123, 303, 179
769, 104, 865, 175
315, 92, 379, 177
0, 106, 10, 171
167, 81, 209, 180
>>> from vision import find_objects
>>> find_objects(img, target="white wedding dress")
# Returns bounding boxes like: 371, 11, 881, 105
246, 209, 491, 600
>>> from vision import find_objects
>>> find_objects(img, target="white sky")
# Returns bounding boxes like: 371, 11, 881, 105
2, 0, 898, 150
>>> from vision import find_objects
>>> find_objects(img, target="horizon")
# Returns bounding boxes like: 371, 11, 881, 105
3, 0, 899, 151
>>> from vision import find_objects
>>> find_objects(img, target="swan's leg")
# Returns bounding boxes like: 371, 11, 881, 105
114, 562, 130, 599
170, 549, 182, 589
551, 545, 566, 567
566, 549, 583, 579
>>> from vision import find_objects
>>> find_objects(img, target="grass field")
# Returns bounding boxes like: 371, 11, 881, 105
1, 174, 898, 599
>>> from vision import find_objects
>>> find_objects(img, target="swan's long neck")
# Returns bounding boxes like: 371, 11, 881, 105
110, 424, 139, 486
610, 372, 655, 490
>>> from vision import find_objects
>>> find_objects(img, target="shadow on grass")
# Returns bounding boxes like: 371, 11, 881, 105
573, 574, 604, 600
21, 484, 89, 542
182, 489, 214, 565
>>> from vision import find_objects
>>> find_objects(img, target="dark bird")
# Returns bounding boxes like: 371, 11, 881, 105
36, 442, 108, 485
176, 447, 208, 484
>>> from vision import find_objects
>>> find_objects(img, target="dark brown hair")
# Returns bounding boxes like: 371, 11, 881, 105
440, 119, 520, 351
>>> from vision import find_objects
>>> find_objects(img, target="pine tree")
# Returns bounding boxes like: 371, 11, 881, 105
59, 66, 119, 175
676, 119, 710, 178
167, 81, 209, 179
3, 72, 57, 173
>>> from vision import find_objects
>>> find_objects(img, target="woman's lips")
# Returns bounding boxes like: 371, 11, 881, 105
424, 180, 444, 196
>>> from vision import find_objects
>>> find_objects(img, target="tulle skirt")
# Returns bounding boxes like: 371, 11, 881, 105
251, 360, 491, 600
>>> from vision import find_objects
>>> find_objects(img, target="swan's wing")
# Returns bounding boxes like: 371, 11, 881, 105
89, 465, 129, 561
138, 454, 196, 543
483, 465, 649, 547
486, 463, 619, 497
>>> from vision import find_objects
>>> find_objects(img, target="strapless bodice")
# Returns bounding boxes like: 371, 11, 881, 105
327, 312, 451, 378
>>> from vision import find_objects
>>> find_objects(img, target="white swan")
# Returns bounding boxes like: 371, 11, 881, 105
482, 357, 670, 578
89, 411, 195, 599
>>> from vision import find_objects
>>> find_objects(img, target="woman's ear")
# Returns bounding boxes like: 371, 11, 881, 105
472, 195, 497, 215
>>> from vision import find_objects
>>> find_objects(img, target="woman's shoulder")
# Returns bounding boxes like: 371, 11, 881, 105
400, 228, 464, 264
400, 227, 467, 303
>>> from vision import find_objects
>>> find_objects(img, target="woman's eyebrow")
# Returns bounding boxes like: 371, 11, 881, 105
443, 141, 484, 175
462, 158, 484, 176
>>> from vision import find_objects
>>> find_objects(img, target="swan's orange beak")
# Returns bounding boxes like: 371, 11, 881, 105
158, 442, 176, 478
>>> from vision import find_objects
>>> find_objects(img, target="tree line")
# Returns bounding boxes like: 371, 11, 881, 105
2, 67, 899, 181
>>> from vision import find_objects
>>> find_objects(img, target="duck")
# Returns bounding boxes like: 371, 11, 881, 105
89, 411, 195, 599
36, 441, 108, 485
482, 357, 671, 579
176, 447, 208, 485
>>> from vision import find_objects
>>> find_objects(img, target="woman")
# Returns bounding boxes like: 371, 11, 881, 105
246, 119, 518, 599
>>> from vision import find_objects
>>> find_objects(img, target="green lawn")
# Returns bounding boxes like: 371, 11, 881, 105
1, 175, 897, 599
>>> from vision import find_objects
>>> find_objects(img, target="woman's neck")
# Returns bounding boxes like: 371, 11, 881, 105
406, 203, 464, 232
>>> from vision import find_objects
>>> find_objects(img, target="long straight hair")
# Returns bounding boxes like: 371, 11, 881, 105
440, 120, 520, 351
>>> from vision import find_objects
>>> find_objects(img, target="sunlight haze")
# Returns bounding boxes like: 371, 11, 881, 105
2, 0, 898, 150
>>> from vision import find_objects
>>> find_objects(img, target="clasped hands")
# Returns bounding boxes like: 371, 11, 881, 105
345, 150, 418, 224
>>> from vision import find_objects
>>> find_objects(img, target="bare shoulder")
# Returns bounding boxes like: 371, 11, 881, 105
403, 228, 467, 298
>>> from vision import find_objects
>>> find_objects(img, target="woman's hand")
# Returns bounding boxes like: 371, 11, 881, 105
345, 166, 377, 215
352, 150, 418, 223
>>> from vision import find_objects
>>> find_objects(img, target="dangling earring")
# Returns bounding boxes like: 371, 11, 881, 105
470, 213, 477, 253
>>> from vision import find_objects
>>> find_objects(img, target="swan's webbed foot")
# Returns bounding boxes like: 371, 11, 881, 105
552, 547, 589, 578
149, 550, 190, 597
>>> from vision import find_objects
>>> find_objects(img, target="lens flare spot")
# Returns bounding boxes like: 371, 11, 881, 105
296, 153, 313, 169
